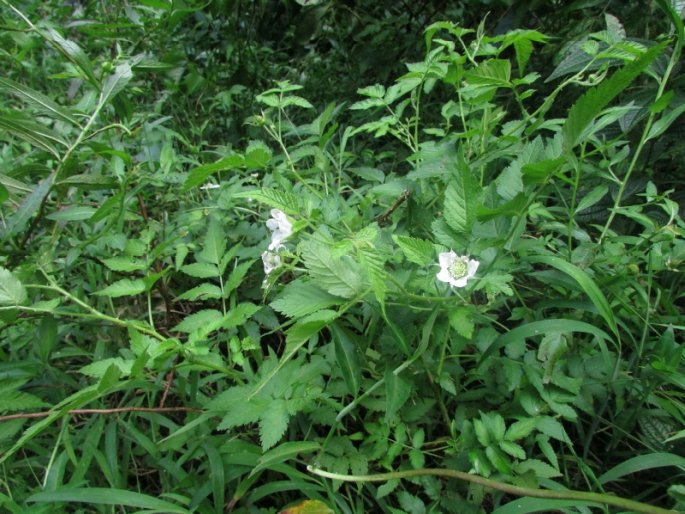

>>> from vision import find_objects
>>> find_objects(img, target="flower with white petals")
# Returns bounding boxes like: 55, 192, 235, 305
266, 209, 292, 251
436, 251, 479, 288
261, 250, 282, 276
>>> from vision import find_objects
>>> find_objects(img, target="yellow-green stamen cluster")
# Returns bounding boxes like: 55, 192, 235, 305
448, 257, 468, 279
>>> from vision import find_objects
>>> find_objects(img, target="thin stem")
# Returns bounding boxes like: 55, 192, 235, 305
599, 40, 682, 243
307, 467, 676, 514
0, 407, 200, 423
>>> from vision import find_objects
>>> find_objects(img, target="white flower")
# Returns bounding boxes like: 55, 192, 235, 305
436, 251, 479, 288
261, 250, 282, 276
200, 183, 220, 190
266, 209, 292, 250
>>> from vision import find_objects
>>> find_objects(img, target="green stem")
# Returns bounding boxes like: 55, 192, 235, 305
307, 466, 677, 514
599, 38, 682, 243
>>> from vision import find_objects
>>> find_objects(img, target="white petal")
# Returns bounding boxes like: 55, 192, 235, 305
452, 276, 469, 288
438, 251, 456, 268
436, 268, 453, 284
467, 259, 479, 278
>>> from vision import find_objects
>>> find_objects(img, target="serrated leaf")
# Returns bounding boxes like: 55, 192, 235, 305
79, 358, 133, 378
505, 417, 537, 441
224, 260, 254, 296
271, 280, 342, 318
180, 262, 219, 278
448, 306, 474, 339
563, 42, 666, 149
536, 416, 571, 443
233, 188, 300, 214
357, 246, 386, 306
444, 156, 478, 234
259, 399, 289, 450
499, 440, 526, 460
93, 279, 146, 298
198, 216, 225, 266
223, 302, 261, 330
300, 240, 365, 298
496, 138, 544, 200
281, 95, 313, 109
0, 268, 27, 306
357, 84, 386, 98
172, 309, 223, 333
0, 388, 48, 412
393, 235, 435, 266
101, 257, 147, 272
408, 140, 457, 179
244, 140, 272, 169
177, 283, 223, 301
515, 459, 562, 479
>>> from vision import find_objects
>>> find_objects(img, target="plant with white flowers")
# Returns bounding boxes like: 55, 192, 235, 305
436, 251, 479, 288
261, 209, 293, 278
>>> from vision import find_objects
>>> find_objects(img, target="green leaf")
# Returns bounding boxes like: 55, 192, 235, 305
0, 77, 78, 125
443, 153, 478, 234
183, 154, 244, 191
271, 281, 343, 318
45, 28, 98, 86
329, 322, 362, 396
46, 205, 96, 222
505, 418, 537, 441
80, 358, 133, 378
93, 278, 146, 298
357, 246, 386, 306
100, 257, 147, 272
224, 260, 254, 296
393, 235, 435, 266
646, 101, 685, 141
0, 113, 66, 157
3, 171, 56, 239
199, 216, 226, 266
177, 283, 223, 301
478, 319, 612, 370
27, 488, 190, 513
300, 240, 366, 298
499, 440, 526, 460
99, 63, 132, 107
244, 140, 272, 169
563, 42, 666, 149
492, 498, 601, 514
259, 399, 290, 450
233, 188, 300, 214
173, 309, 224, 333
598, 452, 685, 484
384, 369, 411, 422
223, 302, 261, 330
528, 255, 618, 339
535, 416, 571, 444
0, 268, 27, 306
253, 441, 321, 474
180, 262, 219, 278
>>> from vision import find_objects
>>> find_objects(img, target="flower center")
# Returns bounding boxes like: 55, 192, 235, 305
448, 257, 468, 279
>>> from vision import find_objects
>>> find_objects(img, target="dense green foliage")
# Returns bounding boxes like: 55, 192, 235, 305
1, 1, 685, 512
